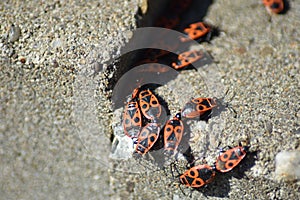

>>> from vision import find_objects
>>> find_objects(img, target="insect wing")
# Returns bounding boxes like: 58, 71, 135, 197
139, 89, 162, 120
123, 101, 142, 138
135, 123, 160, 155
216, 146, 247, 172
164, 114, 184, 155
181, 98, 217, 119
180, 164, 215, 188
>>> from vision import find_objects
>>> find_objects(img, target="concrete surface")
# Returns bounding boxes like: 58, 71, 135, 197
1, 0, 299, 199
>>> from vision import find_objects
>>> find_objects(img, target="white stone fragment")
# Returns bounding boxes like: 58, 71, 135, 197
275, 151, 300, 182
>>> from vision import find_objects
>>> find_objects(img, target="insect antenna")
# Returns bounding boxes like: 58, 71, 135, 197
213, 88, 238, 118
169, 161, 189, 196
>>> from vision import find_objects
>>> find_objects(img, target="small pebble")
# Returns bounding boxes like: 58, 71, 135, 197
20, 57, 26, 64
93, 62, 103, 74
8, 24, 21, 43
109, 135, 134, 160
52, 60, 59, 68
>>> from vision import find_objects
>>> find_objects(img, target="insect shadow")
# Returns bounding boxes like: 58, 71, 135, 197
177, 120, 194, 164
281, 0, 290, 14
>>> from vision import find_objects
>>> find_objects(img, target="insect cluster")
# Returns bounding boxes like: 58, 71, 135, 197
122, 86, 250, 189
119, 0, 286, 192
123, 86, 217, 156
123, 88, 162, 155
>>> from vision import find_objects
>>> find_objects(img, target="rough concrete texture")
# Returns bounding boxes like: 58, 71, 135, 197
1, 0, 299, 200
1, 0, 137, 199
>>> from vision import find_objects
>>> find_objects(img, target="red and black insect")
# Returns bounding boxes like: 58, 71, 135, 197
179, 164, 216, 188
164, 112, 184, 156
135, 122, 161, 155
180, 22, 211, 42
122, 88, 144, 138
123, 100, 142, 138
138, 89, 162, 121
181, 97, 217, 120
172, 50, 204, 70
262, 0, 284, 14
215, 143, 249, 173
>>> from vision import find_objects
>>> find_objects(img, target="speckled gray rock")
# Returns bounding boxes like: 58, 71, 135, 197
8, 24, 21, 43
1, 0, 138, 199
